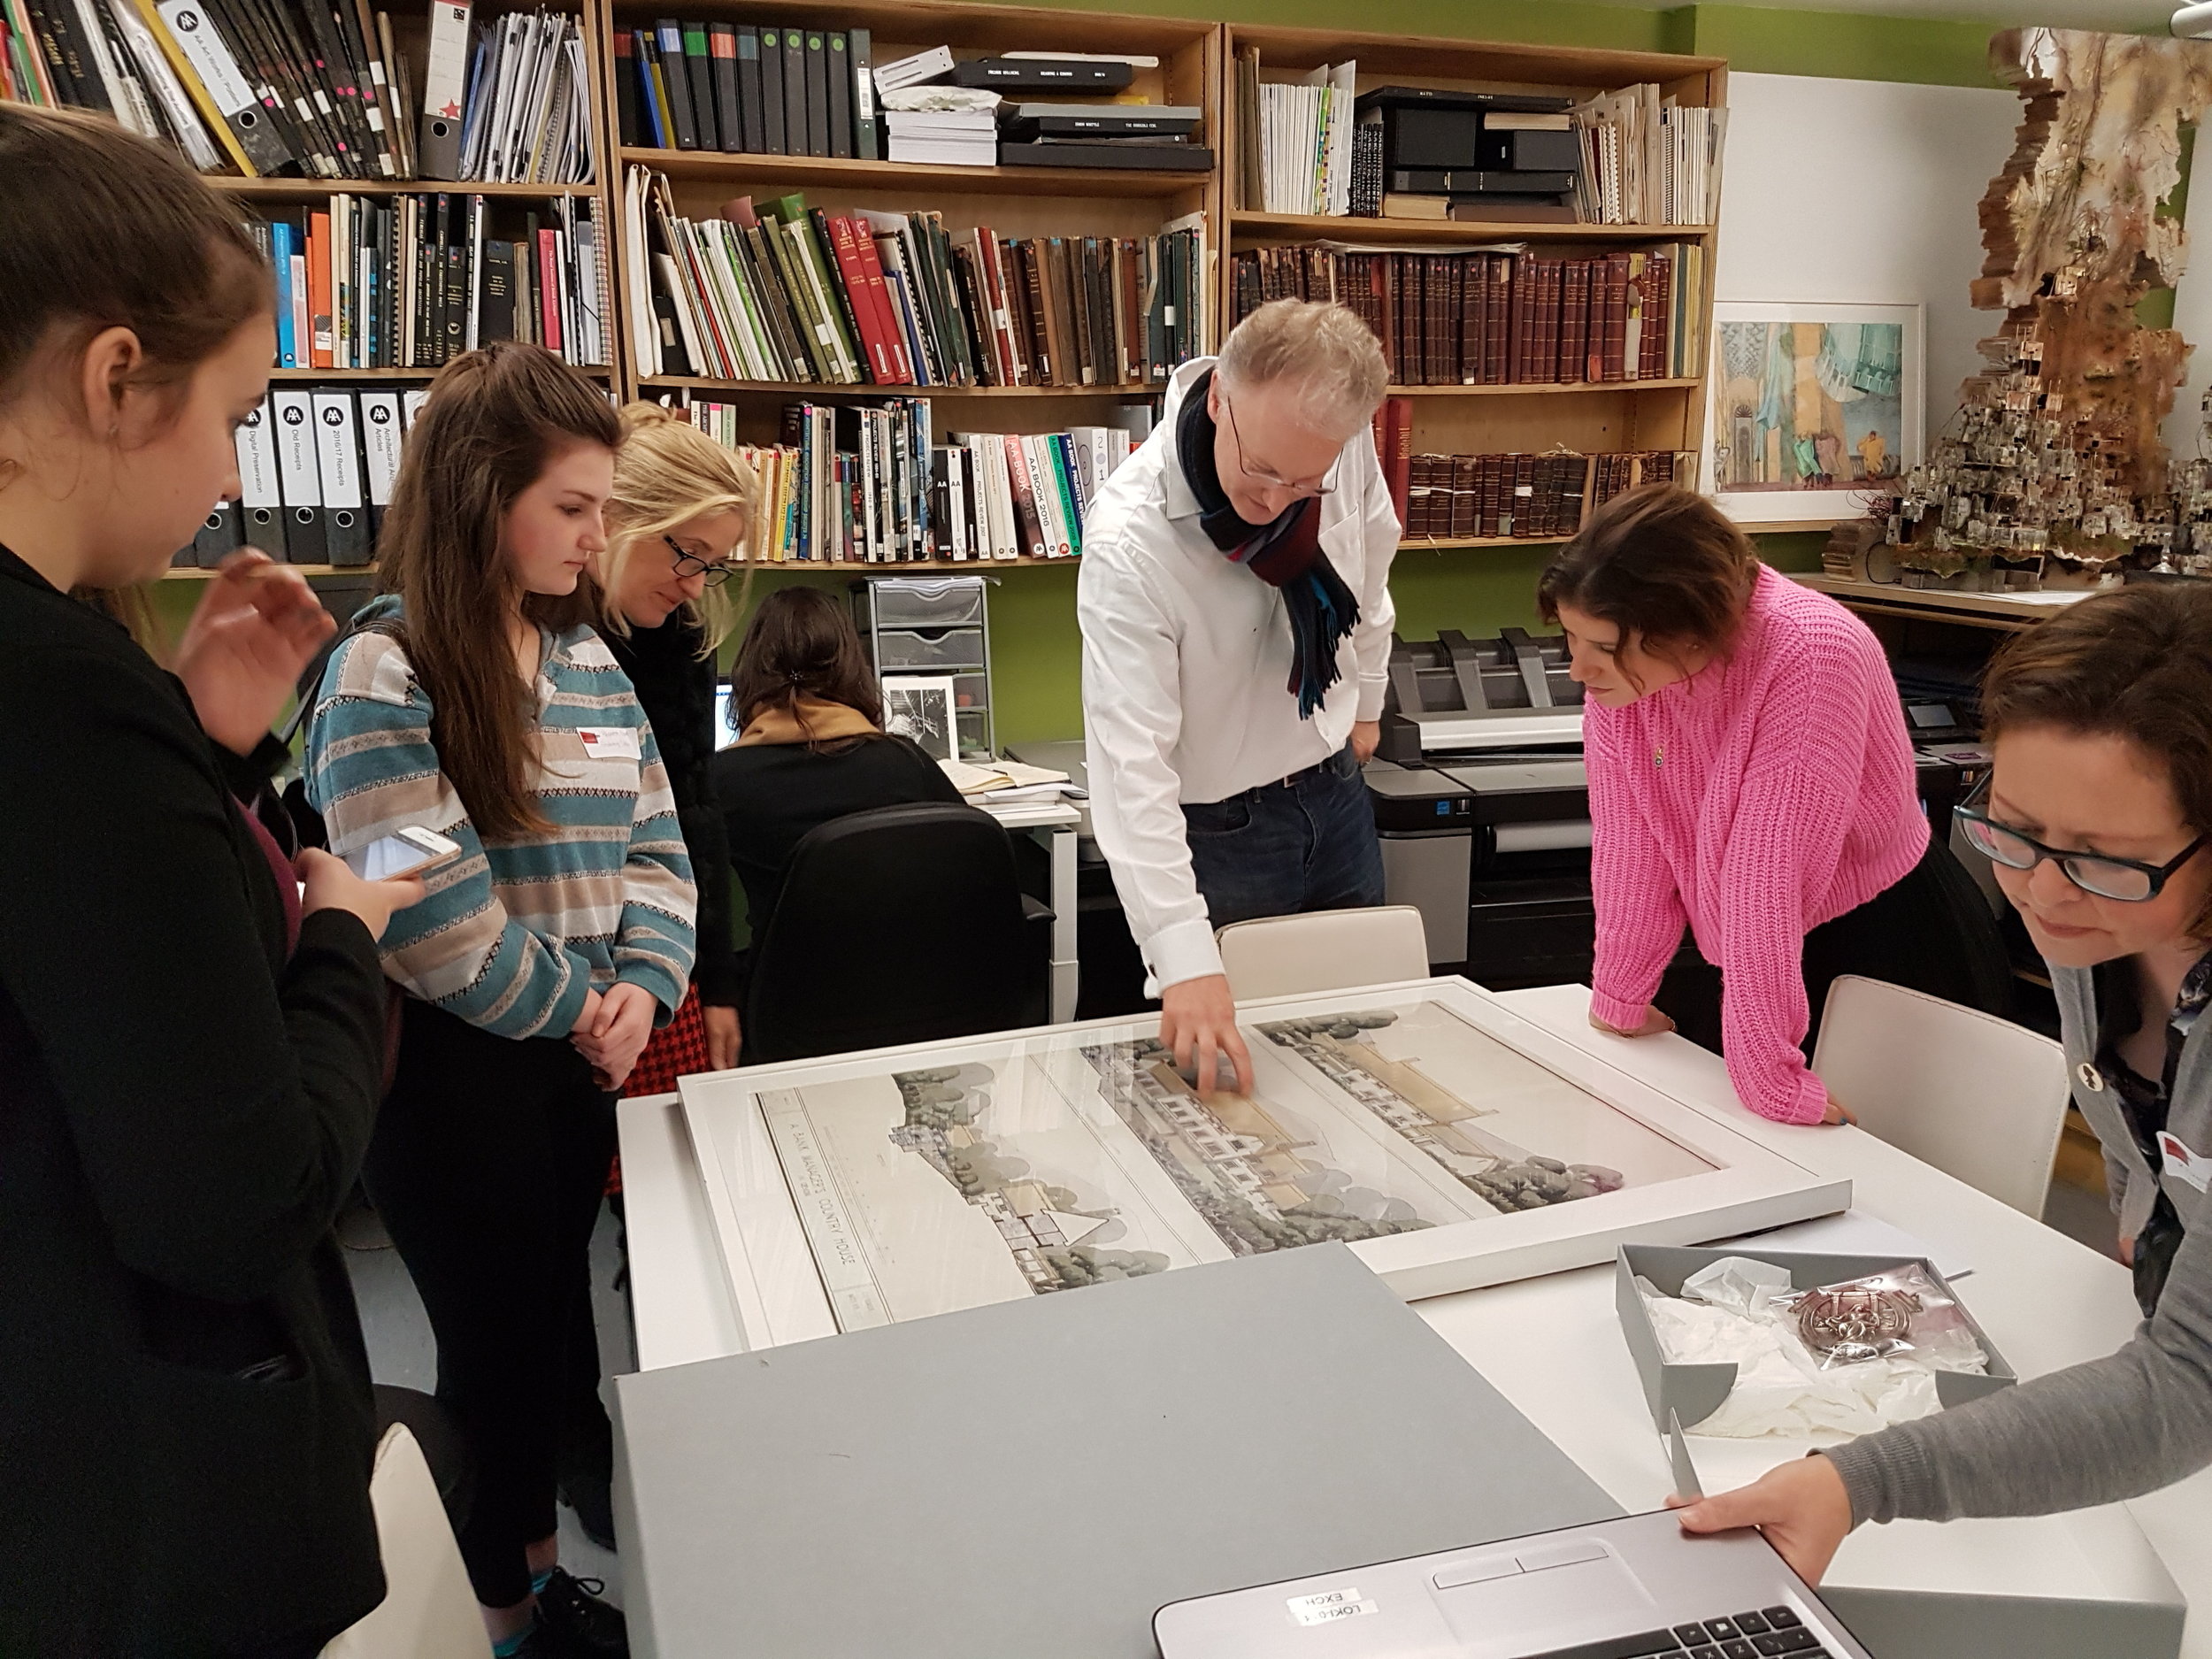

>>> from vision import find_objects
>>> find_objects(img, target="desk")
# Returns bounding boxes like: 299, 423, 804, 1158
971, 795, 1082, 1023
618, 982, 2209, 1653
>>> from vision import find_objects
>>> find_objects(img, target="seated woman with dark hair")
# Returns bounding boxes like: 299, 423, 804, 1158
708, 587, 963, 992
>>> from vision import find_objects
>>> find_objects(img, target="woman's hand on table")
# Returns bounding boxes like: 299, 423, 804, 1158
1670, 1455, 1855, 1585
1820, 1094, 1859, 1126
1589, 1006, 1676, 1040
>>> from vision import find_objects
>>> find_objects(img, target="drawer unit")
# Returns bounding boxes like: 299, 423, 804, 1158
854, 575, 996, 759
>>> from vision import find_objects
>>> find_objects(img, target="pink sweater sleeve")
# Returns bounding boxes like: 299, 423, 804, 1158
1586, 708, 1687, 1031
1714, 652, 1877, 1124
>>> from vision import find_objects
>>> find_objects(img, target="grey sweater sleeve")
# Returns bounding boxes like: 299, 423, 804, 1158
1823, 1216, 2212, 1524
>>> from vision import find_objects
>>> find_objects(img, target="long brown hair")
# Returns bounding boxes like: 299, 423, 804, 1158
378, 341, 620, 839
730, 587, 881, 744
1538, 484, 1759, 676
1983, 582, 2212, 933
0, 104, 265, 438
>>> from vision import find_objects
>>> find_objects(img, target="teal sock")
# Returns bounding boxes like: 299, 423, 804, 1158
492, 1619, 535, 1658
530, 1566, 555, 1595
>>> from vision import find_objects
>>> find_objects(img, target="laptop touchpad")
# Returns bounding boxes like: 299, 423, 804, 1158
1432, 1543, 1655, 1653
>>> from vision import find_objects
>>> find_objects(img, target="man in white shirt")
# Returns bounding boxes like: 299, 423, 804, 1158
1079, 299, 1400, 1095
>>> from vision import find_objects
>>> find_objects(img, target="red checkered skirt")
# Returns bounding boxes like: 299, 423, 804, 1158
624, 985, 714, 1098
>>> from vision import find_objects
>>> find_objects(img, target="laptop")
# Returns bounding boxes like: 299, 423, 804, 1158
1153, 1509, 1875, 1659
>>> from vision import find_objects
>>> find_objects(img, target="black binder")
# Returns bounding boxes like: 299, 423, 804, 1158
757, 26, 786, 154
781, 28, 806, 158
655, 18, 698, 150
803, 30, 828, 157
735, 25, 764, 153
270, 389, 326, 565
710, 22, 741, 155
826, 32, 851, 159
311, 390, 371, 566
192, 502, 239, 566
683, 20, 717, 151
848, 28, 876, 160
233, 396, 286, 558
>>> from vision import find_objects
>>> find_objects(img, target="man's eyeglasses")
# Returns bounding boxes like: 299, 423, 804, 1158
1220, 391, 1335, 499
1955, 777, 2208, 902
664, 534, 736, 588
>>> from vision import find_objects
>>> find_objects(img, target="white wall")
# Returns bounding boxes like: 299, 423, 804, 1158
1714, 73, 2022, 455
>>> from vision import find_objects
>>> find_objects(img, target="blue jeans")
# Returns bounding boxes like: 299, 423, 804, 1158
1182, 745, 1385, 933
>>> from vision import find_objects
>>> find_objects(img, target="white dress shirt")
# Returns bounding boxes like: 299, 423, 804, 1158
1079, 357, 1400, 994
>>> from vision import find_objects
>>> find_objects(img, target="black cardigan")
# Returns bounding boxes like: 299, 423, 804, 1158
603, 614, 744, 1006
709, 730, 964, 995
0, 546, 390, 1655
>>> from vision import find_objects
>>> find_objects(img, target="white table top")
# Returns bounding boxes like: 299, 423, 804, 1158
970, 795, 1083, 830
617, 981, 2210, 1651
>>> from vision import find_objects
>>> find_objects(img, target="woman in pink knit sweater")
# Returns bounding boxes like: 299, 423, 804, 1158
1540, 487, 2008, 1124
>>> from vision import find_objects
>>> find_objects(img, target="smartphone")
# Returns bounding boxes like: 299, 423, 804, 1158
343, 825, 463, 881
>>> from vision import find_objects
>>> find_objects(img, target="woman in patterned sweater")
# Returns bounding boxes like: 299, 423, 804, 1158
306, 342, 695, 1659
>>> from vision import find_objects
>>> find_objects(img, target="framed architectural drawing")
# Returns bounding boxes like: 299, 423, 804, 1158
680, 979, 1850, 1351
1704, 302, 1924, 525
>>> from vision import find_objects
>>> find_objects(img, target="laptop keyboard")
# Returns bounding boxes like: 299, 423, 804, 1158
1525, 1605, 1832, 1659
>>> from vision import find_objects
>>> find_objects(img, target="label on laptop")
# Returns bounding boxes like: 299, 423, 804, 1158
1287, 1588, 1376, 1627
576, 726, 641, 760
2158, 1131, 2212, 1193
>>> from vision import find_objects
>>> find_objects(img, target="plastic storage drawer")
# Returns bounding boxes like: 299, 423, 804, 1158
868, 579, 987, 629
876, 627, 987, 671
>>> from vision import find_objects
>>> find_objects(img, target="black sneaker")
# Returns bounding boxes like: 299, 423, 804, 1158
535, 1566, 627, 1657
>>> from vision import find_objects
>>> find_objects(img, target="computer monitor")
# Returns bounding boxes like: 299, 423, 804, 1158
714, 684, 737, 749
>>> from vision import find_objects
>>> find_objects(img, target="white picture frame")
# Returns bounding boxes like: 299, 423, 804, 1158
1703, 301, 1925, 526
879, 673, 957, 761
679, 978, 1850, 1352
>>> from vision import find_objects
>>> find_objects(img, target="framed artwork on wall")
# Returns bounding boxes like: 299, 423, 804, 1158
1704, 301, 1926, 525
679, 979, 1851, 1351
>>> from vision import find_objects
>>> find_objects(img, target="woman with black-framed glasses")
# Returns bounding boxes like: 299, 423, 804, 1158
1678, 580, 2212, 1593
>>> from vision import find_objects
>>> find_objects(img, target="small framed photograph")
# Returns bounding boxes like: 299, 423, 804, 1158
1704, 301, 1925, 526
880, 674, 957, 761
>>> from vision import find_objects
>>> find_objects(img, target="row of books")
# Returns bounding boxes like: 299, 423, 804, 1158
1401, 448, 1692, 541
179, 383, 427, 567
1232, 243, 1707, 387
1236, 55, 1356, 216
672, 398, 1141, 562
252, 190, 610, 369
1571, 84, 1724, 227
1, 0, 591, 181
626, 167, 1207, 388
613, 19, 879, 160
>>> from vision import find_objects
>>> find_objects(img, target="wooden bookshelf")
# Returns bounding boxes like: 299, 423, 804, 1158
210, 179, 603, 199
617, 145, 1208, 199
1220, 22, 1725, 535
267, 365, 615, 380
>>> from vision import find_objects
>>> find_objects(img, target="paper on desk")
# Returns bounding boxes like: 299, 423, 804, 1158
1717, 1210, 1971, 1280
941, 758, 1073, 796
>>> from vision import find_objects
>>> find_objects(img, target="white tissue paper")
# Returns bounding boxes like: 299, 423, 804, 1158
1637, 1256, 1988, 1441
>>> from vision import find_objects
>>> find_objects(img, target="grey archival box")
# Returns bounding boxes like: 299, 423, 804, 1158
613, 1243, 1620, 1657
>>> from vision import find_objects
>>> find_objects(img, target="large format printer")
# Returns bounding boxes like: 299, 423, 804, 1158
1369, 628, 1597, 988
1370, 627, 1976, 990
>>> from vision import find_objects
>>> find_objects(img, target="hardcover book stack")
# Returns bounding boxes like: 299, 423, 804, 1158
672, 396, 1140, 563
616, 18, 881, 158
628, 169, 1205, 388
255, 190, 610, 367
0, 0, 592, 182
1402, 450, 1588, 541
178, 383, 428, 567
1588, 449, 1690, 511
1232, 242, 1705, 385
997, 95, 1207, 172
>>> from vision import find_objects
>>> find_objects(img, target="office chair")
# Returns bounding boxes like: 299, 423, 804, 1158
742, 802, 1049, 1065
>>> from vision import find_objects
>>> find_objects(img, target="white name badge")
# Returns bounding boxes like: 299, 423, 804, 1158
577, 726, 641, 760
2157, 1131, 2212, 1194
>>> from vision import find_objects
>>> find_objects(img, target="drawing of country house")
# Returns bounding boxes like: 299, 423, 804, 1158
1078, 1038, 1433, 1256
887, 1064, 1169, 1294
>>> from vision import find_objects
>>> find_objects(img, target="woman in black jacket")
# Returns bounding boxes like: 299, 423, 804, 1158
0, 109, 423, 1656
709, 587, 964, 983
